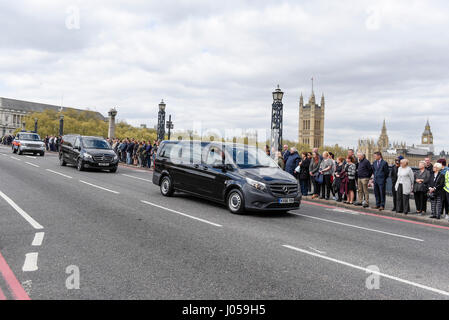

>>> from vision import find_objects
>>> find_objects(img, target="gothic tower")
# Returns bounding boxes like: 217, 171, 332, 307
298, 82, 325, 150
377, 119, 389, 151
421, 120, 433, 145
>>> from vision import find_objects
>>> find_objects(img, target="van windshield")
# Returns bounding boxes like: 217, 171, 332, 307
82, 138, 111, 150
229, 146, 278, 169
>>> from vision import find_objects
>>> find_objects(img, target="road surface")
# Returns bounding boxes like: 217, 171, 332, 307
1, 144, 449, 300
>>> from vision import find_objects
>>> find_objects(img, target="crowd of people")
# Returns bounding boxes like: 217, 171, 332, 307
270, 144, 449, 220
108, 138, 159, 169
1, 134, 14, 145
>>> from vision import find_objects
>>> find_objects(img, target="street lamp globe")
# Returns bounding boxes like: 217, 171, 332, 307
159, 99, 166, 112
272, 85, 284, 102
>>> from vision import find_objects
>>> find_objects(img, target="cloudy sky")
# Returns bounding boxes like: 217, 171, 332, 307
1, 0, 449, 151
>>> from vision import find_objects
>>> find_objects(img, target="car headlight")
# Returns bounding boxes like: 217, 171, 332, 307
83, 153, 93, 160
113, 154, 118, 161
246, 177, 267, 191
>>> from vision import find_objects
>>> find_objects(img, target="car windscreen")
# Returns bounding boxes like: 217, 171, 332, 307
82, 138, 111, 150
229, 146, 278, 169
18, 134, 40, 141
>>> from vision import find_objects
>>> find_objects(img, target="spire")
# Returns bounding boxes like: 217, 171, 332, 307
308, 77, 316, 105
321, 93, 325, 107
299, 93, 304, 107
381, 119, 387, 133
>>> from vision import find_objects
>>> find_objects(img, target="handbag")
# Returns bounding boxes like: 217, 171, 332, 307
315, 173, 323, 184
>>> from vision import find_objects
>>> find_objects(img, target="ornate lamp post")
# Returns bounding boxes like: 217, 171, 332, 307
271, 85, 284, 152
34, 118, 38, 133
166, 114, 174, 140
157, 99, 166, 141
59, 115, 64, 136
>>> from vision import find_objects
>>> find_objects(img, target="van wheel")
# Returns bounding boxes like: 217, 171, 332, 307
160, 175, 174, 197
77, 158, 84, 171
227, 189, 245, 214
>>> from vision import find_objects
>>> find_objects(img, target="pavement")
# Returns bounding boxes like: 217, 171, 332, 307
1, 144, 449, 300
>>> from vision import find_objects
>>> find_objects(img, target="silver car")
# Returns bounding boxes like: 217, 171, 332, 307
12, 132, 46, 156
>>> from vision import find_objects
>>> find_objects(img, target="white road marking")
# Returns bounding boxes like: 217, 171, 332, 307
141, 200, 223, 227
10, 156, 21, 161
25, 156, 37, 159
283, 244, 449, 297
309, 247, 326, 254
79, 180, 120, 194
327, 208, 360, 215
122, 174, 152, 182
31, 232, 45, 246
0, 190, 44, 230
22, 253, 38, 272
45, 169, 72, 179
25, 162, 40, 168
292, 213, 423, 242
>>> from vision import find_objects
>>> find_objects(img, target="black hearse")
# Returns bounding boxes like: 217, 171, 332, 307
59, 135, 119, 172
152, 141, 301, 214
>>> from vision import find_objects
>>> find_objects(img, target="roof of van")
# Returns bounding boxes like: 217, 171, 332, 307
162, 140, 260, 148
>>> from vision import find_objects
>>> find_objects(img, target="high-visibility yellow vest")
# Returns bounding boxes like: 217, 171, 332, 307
445, 170, 449, 193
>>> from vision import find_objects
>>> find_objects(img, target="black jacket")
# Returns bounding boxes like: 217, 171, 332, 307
357, 158, 373, 179
126, 142, 135, 153
299, 158, 311, 180
429, 172, 445, 197
391, 165, 399, 185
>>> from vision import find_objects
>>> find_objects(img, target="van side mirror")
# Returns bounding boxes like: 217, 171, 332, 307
213, 163, 226, 170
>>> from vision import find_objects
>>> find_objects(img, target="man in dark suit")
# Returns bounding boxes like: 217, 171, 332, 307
390, 156, 402, 212
372, 151, 390, 211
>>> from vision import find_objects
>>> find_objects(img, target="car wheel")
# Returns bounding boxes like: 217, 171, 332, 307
12, 147, 16, 154
160, 175, 174, 197
110, 167, 118, 173
77, 158, 84, 171
40, 152, 45, 157
59, 154, 66, 166
17, 149, 22, 155
227, 189, 245, 214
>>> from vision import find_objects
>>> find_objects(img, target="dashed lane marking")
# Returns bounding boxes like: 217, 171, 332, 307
141, 200, 223, 228
25, 162, 40, 168
31, 232, 45, 246
45, 169, 72, 179
79, 180, 120, 194
22, 253, 38, 272
291, 213, 424, 242
283, 244, 449, 297
122, 174, 152, 182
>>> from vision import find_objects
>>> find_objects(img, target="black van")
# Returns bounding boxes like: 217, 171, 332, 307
152, 141, 301, 214
59, 135, 119, 172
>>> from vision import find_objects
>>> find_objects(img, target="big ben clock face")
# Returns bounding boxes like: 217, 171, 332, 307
423, 137, 428, 143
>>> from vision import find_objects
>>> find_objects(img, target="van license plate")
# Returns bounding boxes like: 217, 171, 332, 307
278, 198, 294, 204
99, 163, 109, 166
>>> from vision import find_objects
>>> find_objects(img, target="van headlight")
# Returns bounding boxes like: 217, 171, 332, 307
83, 153, 93, 160
246, 177, 267, 191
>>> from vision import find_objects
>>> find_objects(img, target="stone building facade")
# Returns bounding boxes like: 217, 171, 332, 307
358, 120, 446, 167
0, 97, 105, 136
298, 90, 325, 149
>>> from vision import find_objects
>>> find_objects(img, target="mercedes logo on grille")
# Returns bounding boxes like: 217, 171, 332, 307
283, 186, 289, 194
